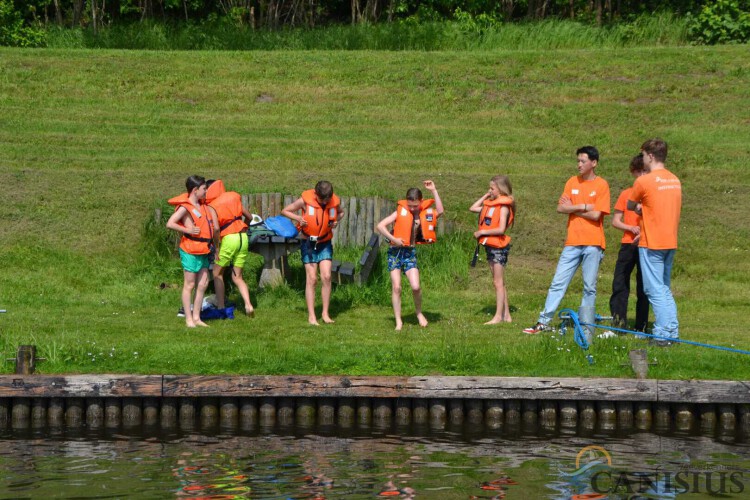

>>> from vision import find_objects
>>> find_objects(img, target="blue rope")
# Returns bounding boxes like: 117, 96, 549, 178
557, 309, 750, 356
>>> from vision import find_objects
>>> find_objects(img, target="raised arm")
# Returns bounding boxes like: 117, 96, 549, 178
423, 180, 444, 215
469, 191, 491, 213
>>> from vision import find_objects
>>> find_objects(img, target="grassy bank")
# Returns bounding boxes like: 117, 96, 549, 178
0, 46, 749, 378
42, 14, 691, 51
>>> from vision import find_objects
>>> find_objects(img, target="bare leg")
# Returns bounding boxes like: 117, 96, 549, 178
305, 263, 320, 325
405, 268, 427, 327
192, 267, 210, 327
502, 282, 512, 322
230, 267, 254, 316
390, 269, 403, 330
212, 264, 226, 309
485, 262, 508, 325
182, 271, 197, 328
319, 259, 334, 323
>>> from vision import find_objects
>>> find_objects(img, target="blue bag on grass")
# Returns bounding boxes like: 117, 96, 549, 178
200, 305, 235, 321
264, 216, 299, 238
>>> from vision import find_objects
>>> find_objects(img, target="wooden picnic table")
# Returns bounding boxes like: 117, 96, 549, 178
247, 231, 380, 288
248, 234, 300, 288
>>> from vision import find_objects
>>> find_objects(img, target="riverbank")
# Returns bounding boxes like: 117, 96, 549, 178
1, 46, 748, 378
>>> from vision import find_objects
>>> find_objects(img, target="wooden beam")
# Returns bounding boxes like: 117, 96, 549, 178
0, 375, 162, 397
657, 380, 750, 403
1, 375, 748, 404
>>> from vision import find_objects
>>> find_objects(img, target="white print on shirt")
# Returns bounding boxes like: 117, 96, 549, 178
571, 189, 579, 194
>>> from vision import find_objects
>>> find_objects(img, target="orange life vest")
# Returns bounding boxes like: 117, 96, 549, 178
392, 199, 439, 246
206, 180, 248, 238
299, 189, 341, 243
477, 195, 514, 248
168, 193, 213, 255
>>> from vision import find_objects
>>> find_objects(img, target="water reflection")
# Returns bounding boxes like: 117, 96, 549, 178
1, 427, 749, 498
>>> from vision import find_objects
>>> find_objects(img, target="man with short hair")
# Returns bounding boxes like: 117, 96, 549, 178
627, 138, 682, 346
524, 146, 611, 335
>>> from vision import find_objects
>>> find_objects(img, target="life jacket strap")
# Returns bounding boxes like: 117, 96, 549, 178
185, 234, 212, 243
220, 215, 243, 231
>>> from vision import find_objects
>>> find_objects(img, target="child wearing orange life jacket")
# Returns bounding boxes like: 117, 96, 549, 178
281, 181, 344, 326
376, 180, 444, 331
166, 175, 220, 328
470, 175, 516, 325
205, 179, 255, 317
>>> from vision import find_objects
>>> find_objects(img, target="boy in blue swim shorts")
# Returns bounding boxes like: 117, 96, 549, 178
282, 181, 344, 326
377, 180, 444, 330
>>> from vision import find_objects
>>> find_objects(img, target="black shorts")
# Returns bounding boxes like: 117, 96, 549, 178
485, 245, 510, 266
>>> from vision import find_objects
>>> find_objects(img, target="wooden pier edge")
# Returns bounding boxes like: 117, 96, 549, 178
1, 375, 749, 403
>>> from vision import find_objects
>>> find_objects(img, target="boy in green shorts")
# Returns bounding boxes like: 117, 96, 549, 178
206, 179, 255, 317
167, 175, 220, 328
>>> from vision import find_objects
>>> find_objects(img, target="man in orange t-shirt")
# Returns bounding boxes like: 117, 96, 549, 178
524, 146, 610, 335
609, 155, 649, 332
628, 138, 682, 345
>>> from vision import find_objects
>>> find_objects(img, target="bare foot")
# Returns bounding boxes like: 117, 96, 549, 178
245, 306, 255, 318
395, 320, 403, 331
503, 317, 513, 323
309, 317, 320, 326
484, 317, 503, 325
186, 321, 196, 328
194, 319, 209, 327
322, 316, 335, 324
416, 313, 428, 327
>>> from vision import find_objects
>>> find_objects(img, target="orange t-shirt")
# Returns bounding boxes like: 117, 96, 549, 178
563, 175, 610, 249
615, 188, 641, 244
630, 169, 681, 250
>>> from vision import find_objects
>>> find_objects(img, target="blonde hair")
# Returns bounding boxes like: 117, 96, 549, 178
491, 175, 516, 226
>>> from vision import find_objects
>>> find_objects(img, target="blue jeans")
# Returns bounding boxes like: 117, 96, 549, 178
538, 245, 604, 325
639, 248, 678, 339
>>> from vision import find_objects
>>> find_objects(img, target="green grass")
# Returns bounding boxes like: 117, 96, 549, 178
40, 13, 691, 51
0, 46, 749, 379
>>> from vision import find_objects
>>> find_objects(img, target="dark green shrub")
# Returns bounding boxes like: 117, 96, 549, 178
689, 0, 750, 44
0, 0, 45, 46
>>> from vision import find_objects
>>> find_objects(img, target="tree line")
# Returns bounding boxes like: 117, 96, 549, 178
2, 0, 749, 45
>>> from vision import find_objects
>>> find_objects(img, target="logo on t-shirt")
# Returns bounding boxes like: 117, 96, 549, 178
590, 191, 596, 197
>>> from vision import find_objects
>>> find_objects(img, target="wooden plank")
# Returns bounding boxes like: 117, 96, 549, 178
348, 197, 357, 248
273, 192, 282, 216
268, 192, 276, 217
283, 194, 293, 212
356, 197, 367, 246
3, 376, 746, 404
161, 376, 658, 400
261, 193, 269, 219
0, 376, 163, 397
365, 197, 374, 242
336, 196, 348, 247
373, 197, 381, 231
357, 232, 380, 285
657, 380, 750, 403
